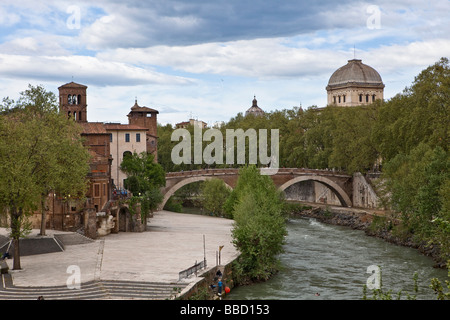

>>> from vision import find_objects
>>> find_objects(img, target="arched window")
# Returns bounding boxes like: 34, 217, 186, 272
68, 95, 72, 105
359, 94, 363, 102
333, 96, 336, 104
366, 95, 369, 102
123, 151, 132, 159
78, 95, 81, 105
372, 94, 376, 102
73, 112, 77, 120
343, 95, 346, 103
338, 96, 341, 103
72, 95, 77, 104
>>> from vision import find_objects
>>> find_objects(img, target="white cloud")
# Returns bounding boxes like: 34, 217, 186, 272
0, 53, 195, 86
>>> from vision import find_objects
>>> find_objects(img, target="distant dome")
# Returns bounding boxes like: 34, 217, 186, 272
245, 96, 265, 117
327, 59, 384, 89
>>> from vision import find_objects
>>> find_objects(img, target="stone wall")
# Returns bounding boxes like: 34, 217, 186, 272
178, 260, 236, 300
352, 173, 381, 209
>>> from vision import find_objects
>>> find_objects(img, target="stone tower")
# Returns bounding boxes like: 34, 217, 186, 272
127, 100, 159, 159
58, 82, 88, 122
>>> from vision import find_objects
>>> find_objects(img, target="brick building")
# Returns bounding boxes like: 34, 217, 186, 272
26, 82, 158, 232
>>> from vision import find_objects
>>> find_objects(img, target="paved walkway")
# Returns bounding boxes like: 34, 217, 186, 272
0, 211, 239, 299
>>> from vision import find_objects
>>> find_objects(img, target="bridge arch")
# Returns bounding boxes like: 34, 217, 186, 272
160, 176, 233, 210
279, 176, 352, 207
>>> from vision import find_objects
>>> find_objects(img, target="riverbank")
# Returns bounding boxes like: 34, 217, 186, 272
290, 202, 447, 269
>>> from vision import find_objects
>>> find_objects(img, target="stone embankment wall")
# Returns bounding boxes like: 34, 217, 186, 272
352, 172, 382, 209
178, 260, 236, 300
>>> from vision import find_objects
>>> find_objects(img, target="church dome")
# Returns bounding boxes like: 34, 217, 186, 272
245, 96, 265, 117
327, 59, 384, 89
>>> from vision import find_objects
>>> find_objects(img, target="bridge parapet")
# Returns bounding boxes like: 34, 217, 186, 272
165, 168, 351, 179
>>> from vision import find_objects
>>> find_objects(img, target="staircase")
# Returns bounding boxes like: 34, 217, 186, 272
0, 275, 186, 300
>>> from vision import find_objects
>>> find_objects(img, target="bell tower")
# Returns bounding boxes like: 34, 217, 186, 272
58, 82, 88, 122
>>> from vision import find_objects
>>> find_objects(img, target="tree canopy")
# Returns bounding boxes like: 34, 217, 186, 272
0, 84, 90, 269
120, 152, 166, 219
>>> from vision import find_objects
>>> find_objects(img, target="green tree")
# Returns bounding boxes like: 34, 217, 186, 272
329, 103, 380, 173
0, 85, 90, 269
374, 58, 449, 162
228, 166, 287, 283
382, 144, 449, 262
120, 152, 166, 219
200, 179, 231, 217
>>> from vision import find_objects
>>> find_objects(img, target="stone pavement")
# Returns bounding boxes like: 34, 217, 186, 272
0, 210, 239, 299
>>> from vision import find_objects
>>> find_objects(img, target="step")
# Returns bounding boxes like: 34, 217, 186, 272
0, 279, 188, 300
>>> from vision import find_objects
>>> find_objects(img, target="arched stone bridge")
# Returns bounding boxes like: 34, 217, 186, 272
159, 168, 371, 210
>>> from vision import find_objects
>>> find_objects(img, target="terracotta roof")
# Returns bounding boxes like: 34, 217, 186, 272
128, 100, 159, 114
79, 122, 108, 135
58, 81, 88, 89
104, 123, 148, 131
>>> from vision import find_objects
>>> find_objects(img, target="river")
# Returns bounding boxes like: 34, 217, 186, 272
227, 216, 448, 300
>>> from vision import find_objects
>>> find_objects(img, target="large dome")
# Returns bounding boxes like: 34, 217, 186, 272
327, 59, 384, 89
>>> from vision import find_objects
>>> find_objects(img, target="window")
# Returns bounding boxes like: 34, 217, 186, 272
136, 133, 141, 142
366, 95, 369, 102
372, 94, 376, 102
109, 133, 113, 142
343, 95, 346, 103
94, 184, 100, 198
125, 133, 130, 142
77, 94, 81, 105
338, 96, 341, 103
103, 183, 106, 196
359, 94, 363, 102
333, 96, 336, 104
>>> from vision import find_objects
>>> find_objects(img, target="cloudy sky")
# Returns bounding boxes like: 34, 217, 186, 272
0, 0, 449, 125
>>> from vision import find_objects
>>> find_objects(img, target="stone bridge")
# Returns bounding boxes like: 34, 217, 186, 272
159, 168, 380, 210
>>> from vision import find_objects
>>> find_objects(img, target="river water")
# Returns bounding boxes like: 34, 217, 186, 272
227, 216, 448, 300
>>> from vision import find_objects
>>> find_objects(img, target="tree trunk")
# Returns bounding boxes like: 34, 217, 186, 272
39, 197, 47, 236
12, 238, 21, 270
10, 206, 22, 270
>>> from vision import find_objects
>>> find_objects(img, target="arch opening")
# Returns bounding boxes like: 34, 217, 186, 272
159, 177, 233, 211
279, 176, 352, 207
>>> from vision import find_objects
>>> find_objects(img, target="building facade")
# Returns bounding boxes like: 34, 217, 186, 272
105, 123, 148, 191
175, 118, 208, 129
22, 82, 159, 232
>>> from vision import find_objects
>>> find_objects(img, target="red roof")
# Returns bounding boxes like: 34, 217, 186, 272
79, 122, 108, 134
104, 123, 148, 131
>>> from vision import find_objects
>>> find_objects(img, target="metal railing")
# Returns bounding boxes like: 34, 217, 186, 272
178, 260, 207, 281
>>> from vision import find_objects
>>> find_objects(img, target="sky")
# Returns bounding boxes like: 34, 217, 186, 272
0, 0, 449, 126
